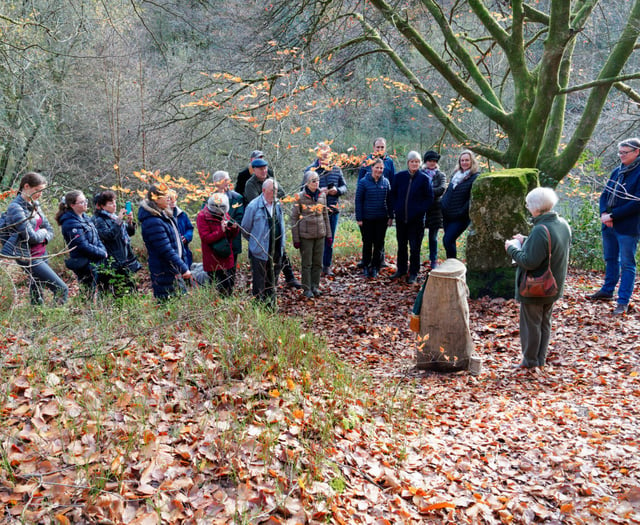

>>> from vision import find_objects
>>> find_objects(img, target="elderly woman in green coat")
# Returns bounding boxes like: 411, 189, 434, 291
505, 187, 571, 369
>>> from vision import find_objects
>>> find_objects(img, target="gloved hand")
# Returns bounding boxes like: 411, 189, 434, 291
294, 242, 301, 249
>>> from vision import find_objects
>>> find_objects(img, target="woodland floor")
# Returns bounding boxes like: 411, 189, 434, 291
1, 259, 640, 524
277, 259, 640, 524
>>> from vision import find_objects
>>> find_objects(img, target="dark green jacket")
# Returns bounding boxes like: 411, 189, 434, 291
507, 211, 571, 304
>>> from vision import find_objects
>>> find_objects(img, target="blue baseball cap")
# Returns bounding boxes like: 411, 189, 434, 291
251, 158, 268, 168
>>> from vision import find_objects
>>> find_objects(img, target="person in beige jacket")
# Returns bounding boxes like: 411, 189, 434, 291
292, 171, 332, 298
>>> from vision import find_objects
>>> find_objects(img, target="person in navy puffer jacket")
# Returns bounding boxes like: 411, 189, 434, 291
390, 151, 433, 284
138, 185, 192, 300
56, 190, 108, 297
93, 190, 142, 295
355, 158, 393, 278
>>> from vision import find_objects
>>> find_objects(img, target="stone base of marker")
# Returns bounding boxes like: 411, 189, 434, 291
468, 355, 483, 375
417, 259, 474, 372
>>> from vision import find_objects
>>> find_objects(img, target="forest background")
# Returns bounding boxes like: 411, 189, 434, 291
2, 0, 640, 203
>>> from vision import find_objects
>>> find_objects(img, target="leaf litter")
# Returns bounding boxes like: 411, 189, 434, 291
0, 263, 639, 524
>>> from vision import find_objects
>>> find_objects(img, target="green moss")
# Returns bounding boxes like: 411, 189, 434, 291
467, 268, 517, 299
472, 169, 539, 202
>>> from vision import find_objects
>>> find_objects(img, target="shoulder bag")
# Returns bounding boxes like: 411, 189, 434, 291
518, 225, 559, 298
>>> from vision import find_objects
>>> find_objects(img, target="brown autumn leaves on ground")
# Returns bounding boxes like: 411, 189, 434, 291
1, 260, 639, 524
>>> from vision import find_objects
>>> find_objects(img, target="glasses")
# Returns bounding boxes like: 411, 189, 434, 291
76, 199, 88, 205
618, 149, 638, 156
308, 179, 319, 183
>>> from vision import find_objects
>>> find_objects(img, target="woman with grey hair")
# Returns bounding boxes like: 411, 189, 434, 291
196, 192, 239, 296
291, 170, 332, 298
212, 170, 245, 277
505, 187, 571, 369
389, 151, 433, 284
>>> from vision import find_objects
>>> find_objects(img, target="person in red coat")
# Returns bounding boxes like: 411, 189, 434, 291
196, 193, 239, 296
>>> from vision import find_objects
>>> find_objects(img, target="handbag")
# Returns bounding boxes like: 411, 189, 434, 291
518, 225, 559, 298
210, 237, 231, 258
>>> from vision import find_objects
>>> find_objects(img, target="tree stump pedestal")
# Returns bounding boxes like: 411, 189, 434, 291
417, 258, 474, 372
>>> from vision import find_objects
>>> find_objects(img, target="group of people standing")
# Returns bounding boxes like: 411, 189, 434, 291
1, 135, 637, 353
0, 142, 497, 307
354, 138, 480, 283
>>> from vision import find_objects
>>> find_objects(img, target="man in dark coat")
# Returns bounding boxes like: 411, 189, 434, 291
236, 150, 274, 197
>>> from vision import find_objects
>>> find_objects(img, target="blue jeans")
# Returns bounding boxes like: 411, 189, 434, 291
427, 226, 439, 264
442, 218, 470, 259
322, 212, 340, 268
601, 226, 638, 305
20, 259, 68, 305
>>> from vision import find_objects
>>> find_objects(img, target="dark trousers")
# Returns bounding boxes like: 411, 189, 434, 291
281, 251, 296, 282
396, 217, 425, 276
442, 217, 470, 259
322, 212, 340, 268
250, 253, 282, 306
361, 218, 388, 269
207, 269, 234, 297
75, 263, 112, 299
519, 302, 554, 367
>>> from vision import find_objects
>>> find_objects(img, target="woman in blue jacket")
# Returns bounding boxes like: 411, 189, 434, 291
167, 190, 194, 268
138, 185, 192, 300
355, 158, 392, 278
1, 172, 68, 304
56, 190, 108, 297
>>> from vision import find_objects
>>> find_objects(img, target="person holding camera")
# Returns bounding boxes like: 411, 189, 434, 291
211, 170, 244, 287
505, 187, 571, 369
303, 143, 347, 276
93, 190, 142, 295
197, 192, 239, 297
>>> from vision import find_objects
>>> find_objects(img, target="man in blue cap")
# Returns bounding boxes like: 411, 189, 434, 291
236, 150, 273, 197
244, 157, 281, 204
